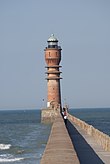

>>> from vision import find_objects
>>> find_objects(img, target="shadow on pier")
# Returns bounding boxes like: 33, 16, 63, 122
66, 121, 104, 164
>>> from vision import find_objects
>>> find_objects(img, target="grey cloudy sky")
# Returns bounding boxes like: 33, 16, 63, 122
0, 0, 110, 109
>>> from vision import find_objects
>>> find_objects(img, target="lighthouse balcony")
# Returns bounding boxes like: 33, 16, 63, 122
46, 77, 62, 80
45, 65, 62, 68
45, 71, 62, 74
45, 46, 62, 50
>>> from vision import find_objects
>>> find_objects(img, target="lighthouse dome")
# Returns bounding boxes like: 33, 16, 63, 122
48, 34, 58, 42
47, 34, 58, 48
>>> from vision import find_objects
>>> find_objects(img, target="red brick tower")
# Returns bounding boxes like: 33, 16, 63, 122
45, 34, 62, 109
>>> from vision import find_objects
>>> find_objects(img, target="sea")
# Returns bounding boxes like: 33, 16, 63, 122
0, 109, 51, 164
0, 108, 110, 164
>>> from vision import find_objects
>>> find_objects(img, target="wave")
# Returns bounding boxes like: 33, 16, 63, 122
0, 157, 24, 162
0, 144, 11, 150
0, 154, 24, 162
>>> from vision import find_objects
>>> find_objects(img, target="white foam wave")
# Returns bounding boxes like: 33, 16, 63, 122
0, 144, 11, 150
0, 157, 24, 162
0, 154, 24, 162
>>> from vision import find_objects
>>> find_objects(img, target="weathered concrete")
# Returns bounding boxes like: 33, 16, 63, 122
68, 114, 110, 164
68, 114, 110, 151
41, 108, 60, 123
40, 113, 79, 164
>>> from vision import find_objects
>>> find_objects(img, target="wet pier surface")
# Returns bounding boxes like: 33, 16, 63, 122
67, 120, 110, 164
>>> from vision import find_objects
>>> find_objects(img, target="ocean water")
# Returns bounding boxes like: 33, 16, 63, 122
69, 108, 110, 136
0, 108, 110, 164
0, 109, 51, 164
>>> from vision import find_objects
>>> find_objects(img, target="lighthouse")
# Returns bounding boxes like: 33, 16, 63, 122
45, 34, 62, 109
41, 34, 62, 122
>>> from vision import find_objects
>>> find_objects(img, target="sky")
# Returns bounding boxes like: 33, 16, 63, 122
0, 0, 110, 109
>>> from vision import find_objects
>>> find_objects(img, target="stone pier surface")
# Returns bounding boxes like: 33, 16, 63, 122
68, 114, 110, 164
40, 113, 79, 164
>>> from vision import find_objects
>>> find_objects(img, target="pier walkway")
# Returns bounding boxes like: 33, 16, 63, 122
68, 114, 110, 164
40, 113, 79, 164
67, 120, 110, 164
40, 112, 110, 164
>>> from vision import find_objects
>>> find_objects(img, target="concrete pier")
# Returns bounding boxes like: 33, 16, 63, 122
68, 114, 110, 152
40, 113, 79, 164
40, 113, 110, 164
68, 114, 110, 164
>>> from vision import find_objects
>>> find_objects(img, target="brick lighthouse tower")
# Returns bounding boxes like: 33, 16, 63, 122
41, 34, 62, 122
